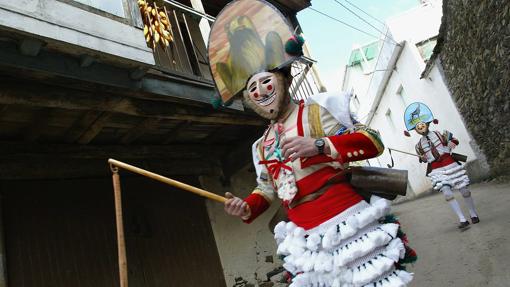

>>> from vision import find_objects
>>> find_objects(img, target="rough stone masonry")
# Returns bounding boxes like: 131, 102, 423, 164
436, 0, 510, 176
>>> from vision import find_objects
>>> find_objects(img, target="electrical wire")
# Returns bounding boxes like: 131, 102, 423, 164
333, 0, 398, 45
307, 7, 396, 45
343, 0, 386, 25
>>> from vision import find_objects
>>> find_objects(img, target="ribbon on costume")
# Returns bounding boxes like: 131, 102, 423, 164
259, 159, 292, 179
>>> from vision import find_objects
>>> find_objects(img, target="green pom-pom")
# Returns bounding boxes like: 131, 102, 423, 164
285, 34, 305, 56
381, 214, 399, 224
400, 254, 418, 264
211, 97, 223, 109
399, 246, 418, 264
396, 264, 407, 271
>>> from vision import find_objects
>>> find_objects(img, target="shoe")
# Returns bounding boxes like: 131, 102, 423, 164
458, 221, 470, 229
471, 217, 480, 224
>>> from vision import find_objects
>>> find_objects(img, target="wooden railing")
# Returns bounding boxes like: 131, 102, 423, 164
290, 59, 320, 102
146, 1, 321, 99
151, 1, 213, 81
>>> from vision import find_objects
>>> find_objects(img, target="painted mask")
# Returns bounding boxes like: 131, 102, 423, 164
415, 122, 429, 135
244, 71, 288, 120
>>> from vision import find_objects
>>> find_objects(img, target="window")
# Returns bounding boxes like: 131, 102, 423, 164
348, 41, 380, 73
73, 0, 125, 17
416, 37, 437, 62
396, 84, 407, 106
385, 108, 395, 129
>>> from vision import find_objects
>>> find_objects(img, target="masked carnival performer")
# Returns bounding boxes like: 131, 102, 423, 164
404, 102, 480, 229
208, 1, 416, 286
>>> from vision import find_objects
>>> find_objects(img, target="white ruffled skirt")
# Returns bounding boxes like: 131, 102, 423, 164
273, 196, 413, 287
428, 162, 470, 190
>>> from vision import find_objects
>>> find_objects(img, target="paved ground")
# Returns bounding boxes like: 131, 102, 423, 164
392, 180, 510, 287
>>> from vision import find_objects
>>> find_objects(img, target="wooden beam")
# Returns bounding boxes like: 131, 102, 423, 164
0, 40, 243, 111
64, 110, 104, 143
79, 54, 96, 68
23, 108, 52, 142
18, 38, 45, 57
0, 141, 227, 160
129, 67, 147, 80
0, 82, 265, 126
120, 118, 161, 144
77, 112, 112, 144
0, 105, 8, 115
0, 158, 221, 180
0, 141, 226, 179
163, 121, 191, 144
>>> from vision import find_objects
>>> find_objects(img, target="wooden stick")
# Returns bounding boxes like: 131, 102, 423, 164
388, 148, 420, 157
111, 167, 128, 287
108, 158, 227, 203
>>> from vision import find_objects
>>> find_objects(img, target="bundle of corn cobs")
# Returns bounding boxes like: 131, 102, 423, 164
138, 0, 174, 49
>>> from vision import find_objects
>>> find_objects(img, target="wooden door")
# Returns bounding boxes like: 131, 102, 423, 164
1, 176, 225, 287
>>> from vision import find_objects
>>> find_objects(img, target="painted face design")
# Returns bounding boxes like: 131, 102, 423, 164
415, 122, 429, 135
247, 71, 278, 106
244, 71, 289, 120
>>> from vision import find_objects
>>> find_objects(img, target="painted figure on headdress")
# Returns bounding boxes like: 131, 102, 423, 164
404, 102, 480, 229
210, 1, 417, 286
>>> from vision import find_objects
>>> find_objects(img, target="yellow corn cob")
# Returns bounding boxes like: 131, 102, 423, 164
154, 32, 160, 43
143, 25, 149, 36
159, 26, 166, 35
162, 30, 170, 40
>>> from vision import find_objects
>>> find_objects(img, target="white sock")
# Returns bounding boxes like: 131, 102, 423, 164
463, 196, 478, 218
448, 200, 467, 222
441, 186, 466, 222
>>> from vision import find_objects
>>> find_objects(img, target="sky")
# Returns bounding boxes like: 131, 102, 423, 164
297, 0, 420, 91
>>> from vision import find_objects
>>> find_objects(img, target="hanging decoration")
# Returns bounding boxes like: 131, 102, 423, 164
138, 0, 174, 50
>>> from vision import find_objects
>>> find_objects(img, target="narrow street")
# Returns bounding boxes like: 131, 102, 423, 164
393, 180, 510, 287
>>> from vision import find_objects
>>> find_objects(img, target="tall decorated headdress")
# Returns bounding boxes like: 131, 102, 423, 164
207, 0, 305, 106
403, 102, 438, 136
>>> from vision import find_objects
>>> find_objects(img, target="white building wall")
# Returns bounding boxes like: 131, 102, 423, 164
0, 0, 154, 65
386, 0, 442, 43
342, 63, 371, 115
366, 42, 478, 194
341, 42, 381, 117
344, 0, 481, 195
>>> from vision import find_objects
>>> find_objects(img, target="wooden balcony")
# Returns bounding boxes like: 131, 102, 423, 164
148, 0, 313, 84
150, 1, 213, 82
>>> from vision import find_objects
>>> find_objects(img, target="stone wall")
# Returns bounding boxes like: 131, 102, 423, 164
438, 0, 510, 176
201, 167, 287, 287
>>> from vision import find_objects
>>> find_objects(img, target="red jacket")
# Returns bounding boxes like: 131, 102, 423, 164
243, 102, 384, 230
